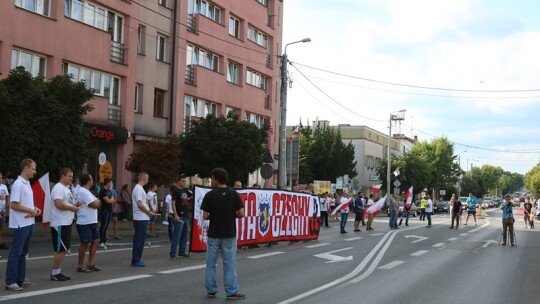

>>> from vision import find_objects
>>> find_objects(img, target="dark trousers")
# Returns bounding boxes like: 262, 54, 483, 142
420, 208, 426, 220
502, 218, 514, 244
132, 220, 149, 264
451, 213, 460, 227
99, 211, 112, 244
320, 211, 329, 227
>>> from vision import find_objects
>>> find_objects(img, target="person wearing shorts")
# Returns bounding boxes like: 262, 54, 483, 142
75, 174, 102, 273
50, 168, 83, 281
464, 192, 478, 226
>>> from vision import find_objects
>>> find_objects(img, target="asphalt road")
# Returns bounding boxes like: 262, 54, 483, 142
0, 210, 538, 303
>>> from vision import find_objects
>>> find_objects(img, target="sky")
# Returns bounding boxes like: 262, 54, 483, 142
282, 0, 540, 175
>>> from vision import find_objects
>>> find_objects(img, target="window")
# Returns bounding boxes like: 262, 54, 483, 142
15, 0, 50, 16
134, 83, 143, 113
256, 0, 268, 6
246, 112, 267, 128
185, 95, 217, 118
227, 61, 239, 84
246, 69, 267, 90
137, 25, 146, 54
11, 49, 46, 78
65, 0, 122, 33
229, 16, 240, 38
247, 26, 269, 49
154, 89, 165, 117
186, 44, 220, 72
156, 34, 167, 61
225, 106, 238, 118
192, 0, 221, 23
62, 63, 119, 102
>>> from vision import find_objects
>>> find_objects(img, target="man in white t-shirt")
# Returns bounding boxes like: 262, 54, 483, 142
75, 174, 102, 273
131, 172, 156, 267
0, 172, 10, 249
49, 168, 83, 281
425, 195, 433, 228
165, 186, 174, 241
146, 183, 158, 238
5, 159, 41, 291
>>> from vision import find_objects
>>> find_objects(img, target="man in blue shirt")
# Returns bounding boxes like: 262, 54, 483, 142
500, 194, 515, 246
464, 192, 478, 226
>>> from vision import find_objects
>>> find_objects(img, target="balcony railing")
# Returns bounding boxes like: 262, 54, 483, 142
266, 53, 272, 68
111, 42, 125, 64
108, 104, 122, 126
264, 95, 271, 110
185, 65, 196, 85
187, 14, 198, 33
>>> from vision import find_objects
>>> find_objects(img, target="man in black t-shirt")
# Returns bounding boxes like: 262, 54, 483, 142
98, 178, 115, 248
170, 175, 192, 259
200, 168, 245, 300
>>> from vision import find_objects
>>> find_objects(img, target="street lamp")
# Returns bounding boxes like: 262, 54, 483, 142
278, 38, 311, 189
386, 109, 405, 196
457, 150, 467, 168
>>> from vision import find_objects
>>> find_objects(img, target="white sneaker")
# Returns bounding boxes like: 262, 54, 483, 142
99, 243, 107, 248
5, 283, 23, 291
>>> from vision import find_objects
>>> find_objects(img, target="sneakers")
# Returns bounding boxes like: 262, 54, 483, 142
169, 255, 179, 260
207, 292, 216, 298
20, 279, 36, 287
179, 254, 190, 259
131, 261, 146, 267
77, 266, 92, 273
50, 273, 70, 281
5, 283, 23, 291
226, 294, 246, 300
99, 243, 107, 248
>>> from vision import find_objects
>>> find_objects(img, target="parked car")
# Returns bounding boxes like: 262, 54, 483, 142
483, 197, 494, 208
458, 196, 468, 211
434, 201, 449, 214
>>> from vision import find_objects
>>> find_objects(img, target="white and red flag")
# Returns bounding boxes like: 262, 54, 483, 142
31, 172, 52, 225
393, 167, 401, 177
405, 186, 413, 208
366, 195, 386, 217
288, 126, 301, 140
331, 196, 353, 215
370, 184, 382, 193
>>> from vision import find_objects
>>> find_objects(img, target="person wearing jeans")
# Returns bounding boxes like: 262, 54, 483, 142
200, 168, 245, 300
131, 172, 156, 267
425, 196, 433, 228
170, 175, 193, 259
169, 218, 184, 259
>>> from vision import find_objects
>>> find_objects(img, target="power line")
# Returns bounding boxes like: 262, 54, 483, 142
293, 62, 540, 93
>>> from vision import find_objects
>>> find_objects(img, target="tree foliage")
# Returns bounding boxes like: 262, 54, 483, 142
0, 67, 93, 180
125, 138, 181, 186
179, 113, 268, 183
378, 149, 433, 195
299, 125, 357, 183
524, 163, 540, 196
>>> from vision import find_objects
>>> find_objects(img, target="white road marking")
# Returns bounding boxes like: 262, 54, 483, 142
247, 252, 285, 259
370, 233, 384, 236
460, 233, 468, 236
378, 260, 404, 270
159, 264, 206, 274
404, 235, 429, 243
305, 243, 331, 248
0, 275, 153, 301
448, 237, 459, 241
344, 237, 363, 241
433, 243, 446, 248
410, 250, 429, 256
481, 240, 498, 248
313, 247, 353, 263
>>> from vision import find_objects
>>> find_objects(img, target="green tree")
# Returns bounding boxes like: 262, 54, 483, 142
414, 137, 461, 192
301, 125, 357, 182
459, 171, 482, 196
524, 163, 540, 196
477, 164, 504, 196
377, 149, 432, 195
125, 138, 181, 186
179, 113, 268, 183
0, 67, 93, 180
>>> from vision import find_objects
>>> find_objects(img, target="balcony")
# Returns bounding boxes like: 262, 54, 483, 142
264, 95, 271, 110
185, 65, 196, 85
108, 104, 122, 126
265, 53, 272, 68
187, 14, 198, 34
111, 41, 125, 64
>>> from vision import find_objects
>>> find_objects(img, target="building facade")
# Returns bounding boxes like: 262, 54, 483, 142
0, 0, 282, 187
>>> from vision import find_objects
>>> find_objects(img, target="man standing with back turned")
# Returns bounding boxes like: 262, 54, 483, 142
201, 168, 245, 300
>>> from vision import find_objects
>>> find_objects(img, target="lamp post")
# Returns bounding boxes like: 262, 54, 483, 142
458, 150, 467, 169
386, 109, 405, 196
278, 38, 311, 189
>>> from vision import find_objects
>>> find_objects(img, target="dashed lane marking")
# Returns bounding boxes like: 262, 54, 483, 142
247, 252, 285, 259
410, 250, 429, 256
378, 260, 404, 270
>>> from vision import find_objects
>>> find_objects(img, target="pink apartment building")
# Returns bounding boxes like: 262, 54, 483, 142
0, 0, 283, 188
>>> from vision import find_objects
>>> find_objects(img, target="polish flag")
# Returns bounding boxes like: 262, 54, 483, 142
393, 167, 401, 177
288, 126, 301, 140
367, 195, 386, 217
371, 184, 382, 193
331, 197, 353, 216
405, 186, 413, 208
31, 172, 52, 224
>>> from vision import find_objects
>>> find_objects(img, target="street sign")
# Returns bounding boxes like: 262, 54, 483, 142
440, 190, 446, 195
260, 163, 273, 180
393, 180, 401, 188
